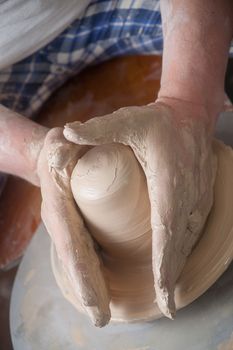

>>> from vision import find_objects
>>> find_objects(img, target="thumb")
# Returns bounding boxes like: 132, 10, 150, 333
63, 106, 146, 146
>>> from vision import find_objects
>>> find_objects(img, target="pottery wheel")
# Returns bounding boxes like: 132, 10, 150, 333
10, 112, 233, 350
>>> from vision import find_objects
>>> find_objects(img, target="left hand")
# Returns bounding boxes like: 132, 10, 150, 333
37, 127, 111, 327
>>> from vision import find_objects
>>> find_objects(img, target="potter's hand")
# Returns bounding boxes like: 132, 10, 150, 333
37, 128, 110, 327
64, 100, 217, 318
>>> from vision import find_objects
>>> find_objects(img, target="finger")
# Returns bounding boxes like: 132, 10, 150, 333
148, 168, 198, 318
63, 106, 149, 146
41, 193, 111, 327
39, 130, 111, 327
42, 128, 90, 196
148, 178, 178, 319
141, 129, 189, 319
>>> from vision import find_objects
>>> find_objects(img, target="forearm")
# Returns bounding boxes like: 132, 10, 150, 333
0, 105, 48, 185
158, 0, 233, 119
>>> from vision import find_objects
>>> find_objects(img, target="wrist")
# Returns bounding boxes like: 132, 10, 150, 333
158, 83, 223, 123
155, 96, 216, 137
29, 127, 50, 186
0, 104, 50, 185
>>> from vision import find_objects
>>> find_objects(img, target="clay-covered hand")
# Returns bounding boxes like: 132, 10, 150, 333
64, 99, 217, 318
37, 127, 110, 327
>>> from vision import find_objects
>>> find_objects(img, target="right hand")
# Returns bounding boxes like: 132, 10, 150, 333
64, 99, 217, 318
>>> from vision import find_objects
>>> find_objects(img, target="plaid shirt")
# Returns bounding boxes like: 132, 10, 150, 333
0, 0, 162, 118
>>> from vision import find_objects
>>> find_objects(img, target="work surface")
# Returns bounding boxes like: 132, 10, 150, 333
10, 224, 233, 350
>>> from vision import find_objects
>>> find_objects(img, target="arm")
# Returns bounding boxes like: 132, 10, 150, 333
158, 0, 233, 120
0, 104, 110, 326
0, 104, 48, 185
64, 0, 233, 319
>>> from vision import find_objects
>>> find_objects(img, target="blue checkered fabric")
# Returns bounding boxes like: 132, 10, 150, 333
0, 0, 232, 194
1, 0, 233, 119
0, 0, 162, 118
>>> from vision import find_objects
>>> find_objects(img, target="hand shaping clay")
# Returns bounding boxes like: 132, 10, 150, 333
51, 140, 233, 323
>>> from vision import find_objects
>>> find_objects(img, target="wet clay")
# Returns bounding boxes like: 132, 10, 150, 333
51, 140, 233, 323
71, 144, 152, 262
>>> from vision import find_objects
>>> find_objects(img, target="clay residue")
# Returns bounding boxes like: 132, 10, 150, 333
23, 269, 35, 286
